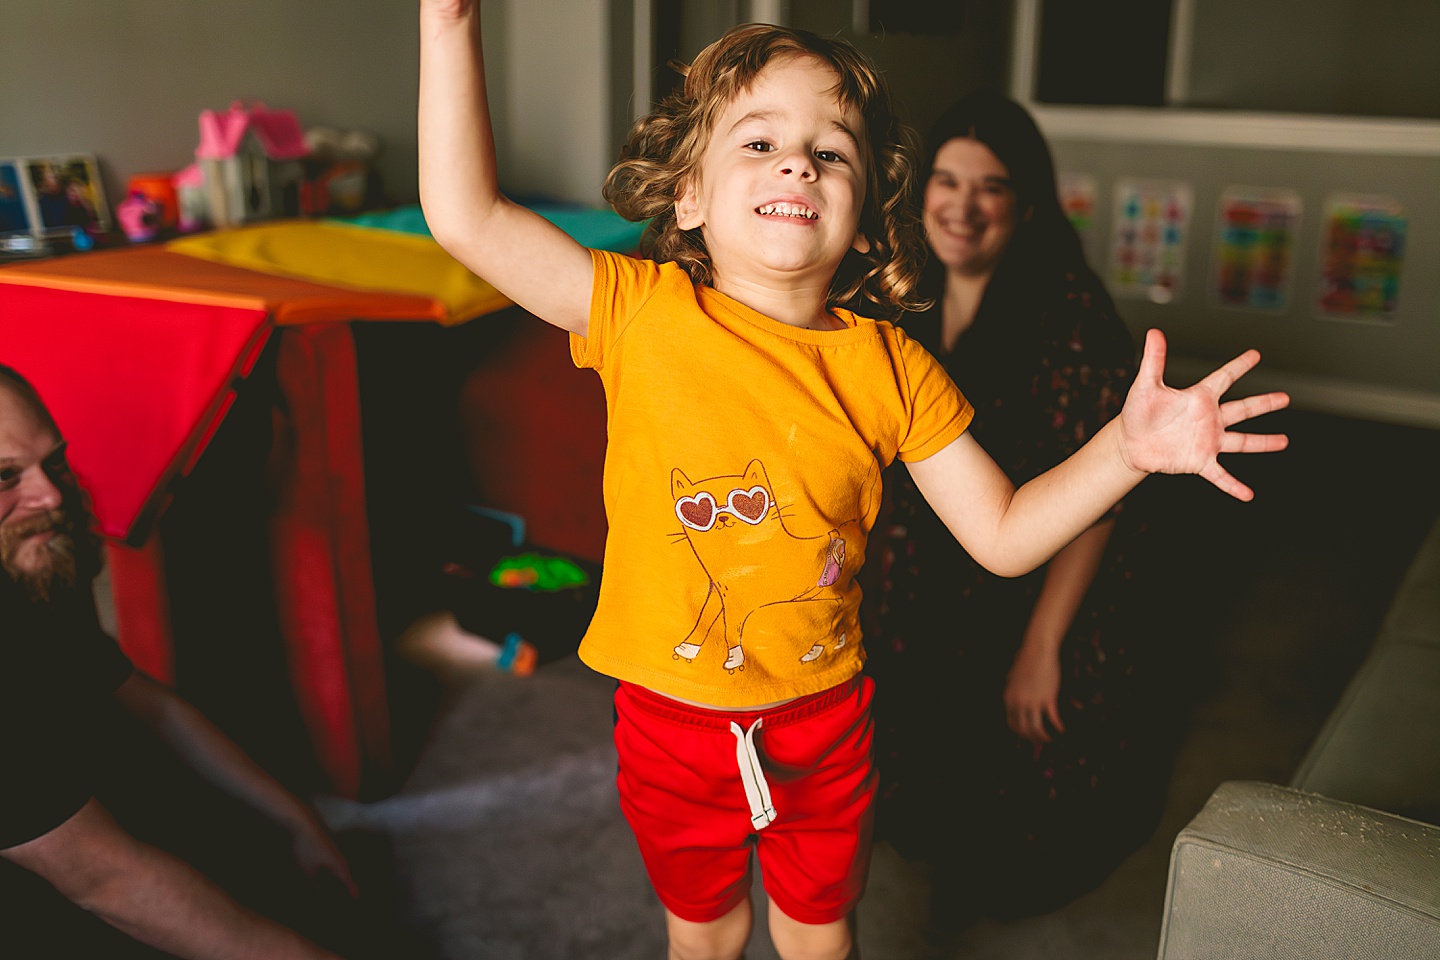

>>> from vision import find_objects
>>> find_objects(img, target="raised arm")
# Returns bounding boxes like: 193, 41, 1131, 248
908, 329, 1289, 577
2, 800, 342, 960
418, 0, 594, 334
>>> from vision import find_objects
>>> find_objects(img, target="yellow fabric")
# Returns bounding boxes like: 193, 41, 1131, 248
572, 250, 973, 706
168, 221, 511, 325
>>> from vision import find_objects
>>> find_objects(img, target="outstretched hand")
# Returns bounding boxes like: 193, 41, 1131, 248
1118, 329, 1290, 500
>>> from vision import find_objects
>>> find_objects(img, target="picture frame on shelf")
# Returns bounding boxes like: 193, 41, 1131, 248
21, 154, 110, 237
0, 159, 34, 236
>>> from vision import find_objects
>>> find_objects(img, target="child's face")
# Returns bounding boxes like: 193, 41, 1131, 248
675, 56, 870, 294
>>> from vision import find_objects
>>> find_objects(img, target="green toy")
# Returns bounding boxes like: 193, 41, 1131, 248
490, 553, 589, 592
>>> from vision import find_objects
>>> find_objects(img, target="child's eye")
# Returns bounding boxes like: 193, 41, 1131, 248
0, 468, 19, 487
815, 149, 844, 163
744, 140, 773, 153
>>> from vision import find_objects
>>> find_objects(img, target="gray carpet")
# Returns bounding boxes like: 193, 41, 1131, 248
320, 410, 1440, 959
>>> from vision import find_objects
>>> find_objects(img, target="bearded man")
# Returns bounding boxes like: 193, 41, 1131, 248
0, 365, 356, 960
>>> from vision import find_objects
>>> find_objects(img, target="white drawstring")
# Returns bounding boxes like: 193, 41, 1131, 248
730, 718, 777, 830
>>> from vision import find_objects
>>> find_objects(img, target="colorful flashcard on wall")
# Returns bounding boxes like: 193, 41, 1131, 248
1058, 173, 1099, 262
1212, 187, 1302, 312
1109, 178, 1192, 303
1316, 194, 1406, 324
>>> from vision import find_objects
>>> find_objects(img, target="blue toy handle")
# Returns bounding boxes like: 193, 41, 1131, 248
464, 504, 526, 547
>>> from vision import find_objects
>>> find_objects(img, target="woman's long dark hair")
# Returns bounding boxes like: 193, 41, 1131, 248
918, 91, 1129, 390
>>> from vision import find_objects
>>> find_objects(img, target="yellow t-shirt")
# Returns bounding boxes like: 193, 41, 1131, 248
571, 250, 973, 706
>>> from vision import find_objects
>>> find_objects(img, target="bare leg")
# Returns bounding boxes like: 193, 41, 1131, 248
767, 901, 856, 960
665, 897, 753, 960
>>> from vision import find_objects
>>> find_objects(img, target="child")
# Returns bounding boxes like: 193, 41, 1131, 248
418, 5, 1289, 958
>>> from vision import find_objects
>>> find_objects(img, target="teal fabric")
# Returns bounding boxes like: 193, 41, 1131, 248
332, 201, 648, 253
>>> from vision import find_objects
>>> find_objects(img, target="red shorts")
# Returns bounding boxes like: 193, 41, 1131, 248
613, 676, 876, 926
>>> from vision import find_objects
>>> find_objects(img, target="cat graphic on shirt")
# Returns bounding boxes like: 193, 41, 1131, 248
668, 458, 867, 674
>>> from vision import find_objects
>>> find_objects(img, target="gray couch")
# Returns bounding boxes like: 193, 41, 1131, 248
1156, 513, 1440, 959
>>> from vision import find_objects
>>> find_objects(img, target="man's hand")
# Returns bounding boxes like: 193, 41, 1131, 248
1004, 645, 1065, 748
1118, 329, 1290, 501
114, 673, 357, 897
289, 815, 358, 898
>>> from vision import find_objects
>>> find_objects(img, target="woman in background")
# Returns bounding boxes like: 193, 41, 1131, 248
866, 91, 1170, 923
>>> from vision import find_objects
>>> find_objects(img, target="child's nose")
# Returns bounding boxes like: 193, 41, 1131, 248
777, 152, 816, 180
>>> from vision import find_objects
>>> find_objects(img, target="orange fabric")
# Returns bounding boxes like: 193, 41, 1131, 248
571, 250, 973, 706
0, 247, 446, 326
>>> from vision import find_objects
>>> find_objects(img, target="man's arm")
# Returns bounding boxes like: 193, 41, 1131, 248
2, 800, 342, 960
113, 672, 355, 894
418, 0, 593, 334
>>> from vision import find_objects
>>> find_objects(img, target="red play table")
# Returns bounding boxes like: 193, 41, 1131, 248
0, 245, 474, 798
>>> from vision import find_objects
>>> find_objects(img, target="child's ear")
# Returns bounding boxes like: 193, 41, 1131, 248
675, 179, 704, 230
851, 230, 871, 255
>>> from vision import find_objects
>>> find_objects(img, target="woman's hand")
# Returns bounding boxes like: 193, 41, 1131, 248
1004, 644, 1065, 747
1118, 329, 1289, 501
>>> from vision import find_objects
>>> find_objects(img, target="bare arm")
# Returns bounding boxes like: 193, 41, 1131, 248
1004, 518, 1114, 744
113, 673, 355, 895
905, 425, 1137, 578
418, 0, 593, 334
907, 329, 1289, 577
1, 800, 342, 960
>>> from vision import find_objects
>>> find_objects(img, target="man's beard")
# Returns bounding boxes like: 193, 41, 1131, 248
0, 508, 79, 603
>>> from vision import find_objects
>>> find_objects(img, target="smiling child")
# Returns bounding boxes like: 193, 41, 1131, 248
417, 6, 1289, 958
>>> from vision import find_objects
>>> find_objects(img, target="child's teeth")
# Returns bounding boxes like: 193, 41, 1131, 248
758, 203, 817, 219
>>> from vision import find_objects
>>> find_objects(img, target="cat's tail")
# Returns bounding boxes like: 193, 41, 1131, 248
855, 455, 883, 522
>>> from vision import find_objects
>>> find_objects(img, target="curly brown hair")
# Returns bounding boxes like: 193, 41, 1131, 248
603, 23, 928, 318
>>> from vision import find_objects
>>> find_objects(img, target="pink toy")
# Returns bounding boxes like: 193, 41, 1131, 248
116, 190, 162, 242
172, 163, 208, 233
195, 100, 309, 228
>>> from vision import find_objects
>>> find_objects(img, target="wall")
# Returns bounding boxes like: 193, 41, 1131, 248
0, 0, 423, 207
0, 0, 630, 211
1014, 0, 1440, 426
490, 0, 630, 205
788, 0, 1012, 138
1045, 134, 1440, 425
1187, 0, 1440, 119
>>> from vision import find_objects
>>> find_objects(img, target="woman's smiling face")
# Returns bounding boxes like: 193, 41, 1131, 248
922, 137, 1019, 278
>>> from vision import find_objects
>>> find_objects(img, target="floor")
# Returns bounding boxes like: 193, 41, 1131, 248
101, 406, 1429, 960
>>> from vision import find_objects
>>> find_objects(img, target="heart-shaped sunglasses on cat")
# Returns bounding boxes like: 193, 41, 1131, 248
675, 486, 771, 532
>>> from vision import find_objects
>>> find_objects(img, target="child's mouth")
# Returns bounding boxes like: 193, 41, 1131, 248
756, 202, 819, 220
